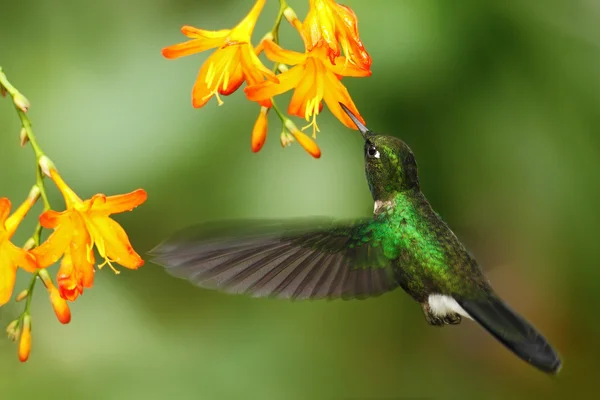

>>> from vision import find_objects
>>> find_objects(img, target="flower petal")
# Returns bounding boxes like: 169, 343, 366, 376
87, 215, 144, 269
240, 45, 279, 85
322, 73, 365, 129
5, 195, 37, 237
219, 63, 244, 96
328, 58, 372, 77
0, 245, 17, 306
245, 65, 304, 102
191, 47, 239, 107
56, 250, 82, 301
31, 221, 72, 267
288, 59, 319, 118
262, 40, 306, 66
89, 189, 147, 215
181, 26, 231, 40
39, 209, 67, 229
162, 27, 231, 59
0, 198, 11, 227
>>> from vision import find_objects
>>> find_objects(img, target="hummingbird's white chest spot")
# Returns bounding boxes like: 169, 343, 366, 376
428, 294, 472, 320
374, 199, 395, 214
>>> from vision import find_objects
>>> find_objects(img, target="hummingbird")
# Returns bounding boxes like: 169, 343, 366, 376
150, 103, 562, 374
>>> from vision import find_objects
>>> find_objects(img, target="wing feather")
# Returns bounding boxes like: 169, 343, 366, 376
150, 217, 399, 300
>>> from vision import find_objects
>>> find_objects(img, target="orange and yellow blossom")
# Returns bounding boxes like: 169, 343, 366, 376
0, 190, 39, 306
162, 0, 278, 108
245, 40, 370, 134
301, 0, 371, 70
32, 161, 147, 301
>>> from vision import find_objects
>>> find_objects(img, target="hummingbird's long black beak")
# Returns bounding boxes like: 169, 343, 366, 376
339, 102, 370, 139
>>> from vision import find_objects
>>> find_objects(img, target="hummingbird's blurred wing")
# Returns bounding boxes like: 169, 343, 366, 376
149, 218, 398, 300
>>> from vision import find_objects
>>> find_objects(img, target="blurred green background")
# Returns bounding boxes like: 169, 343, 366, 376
1, 0, 599, 398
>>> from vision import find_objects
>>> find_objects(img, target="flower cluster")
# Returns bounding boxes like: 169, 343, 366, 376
0, 68, 147, 362
162, 0, 372, 158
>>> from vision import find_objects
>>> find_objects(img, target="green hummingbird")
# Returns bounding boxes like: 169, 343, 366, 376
150, 103, 562, 374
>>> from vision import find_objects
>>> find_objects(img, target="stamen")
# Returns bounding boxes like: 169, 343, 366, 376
215, 92, 224, 106
98, 258, 121, 275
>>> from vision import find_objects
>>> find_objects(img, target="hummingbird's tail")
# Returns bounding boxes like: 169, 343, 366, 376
457, 293, 562, 374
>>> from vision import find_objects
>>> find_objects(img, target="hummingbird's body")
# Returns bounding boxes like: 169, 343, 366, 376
151, 104, 562, 374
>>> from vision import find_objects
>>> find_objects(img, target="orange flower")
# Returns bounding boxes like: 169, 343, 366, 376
33, 162, 147, 301
302, 0, 371, 70
245, 40, 370, 134
162, 0, 278, 108
0, 191, 39, 306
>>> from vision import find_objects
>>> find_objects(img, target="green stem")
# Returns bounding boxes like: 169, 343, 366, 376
1, 66, 52, 326
271, 99, 287, 122
271, 0, 288, 44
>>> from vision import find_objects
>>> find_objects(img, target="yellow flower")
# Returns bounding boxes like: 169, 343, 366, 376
302, 0, 371, 70
0, 193, 38, 306
32, 165, 147, 301
245, 40, 369, 134
162, 0, 278, 108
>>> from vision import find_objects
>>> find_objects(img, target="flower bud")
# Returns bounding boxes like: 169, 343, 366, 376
38, 269, 72, 324
15, 289, 28, 302
23, 238, 36, 251
280, 131, 294, 148
284, 120, 321, 158
251, 107, 269, 152
18, 315, 31, 362
13, 92, 30, 113
50, 286, 71, 324
6, 319, 20, 342
38, 155, 56, 177
283, 7, 302, 31
19, 127, 29, 147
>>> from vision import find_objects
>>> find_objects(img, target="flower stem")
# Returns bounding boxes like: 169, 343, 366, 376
271, 0, 288, 44
0, 67, 52, 327
271, 99, 287, 122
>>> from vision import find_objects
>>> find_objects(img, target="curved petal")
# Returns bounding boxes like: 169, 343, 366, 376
39, 209, 68, 229
245, 65, 305, 101
0, 247, 17, 306
219, 63, 244, 96
328, 58, 372, 77
89, 190, 147, 215
5, 195, 37, 237
181, 26, 231, 40
240, 45, 278, 86
262, 40, 306, 66
0, 198, 11, 227
322, 72, 364, 129
31, 221, 72, 267
87, 215, 144, 269
56, 250, 82, 301
162, 27, 230, 59
288, 59, 319, 119
191, 46, 239, 107
69, 221, 95, 290
17, 249, 38, 273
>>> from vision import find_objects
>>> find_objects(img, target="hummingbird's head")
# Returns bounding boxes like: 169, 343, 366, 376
340, 103, 420, 201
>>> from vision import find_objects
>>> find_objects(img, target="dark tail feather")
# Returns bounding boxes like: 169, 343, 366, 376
457, 294, 562, 374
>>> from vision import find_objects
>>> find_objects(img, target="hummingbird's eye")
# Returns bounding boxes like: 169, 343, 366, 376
367, 145, 380, 159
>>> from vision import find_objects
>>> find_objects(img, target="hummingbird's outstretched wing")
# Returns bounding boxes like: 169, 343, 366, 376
149, 217, 398, 300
